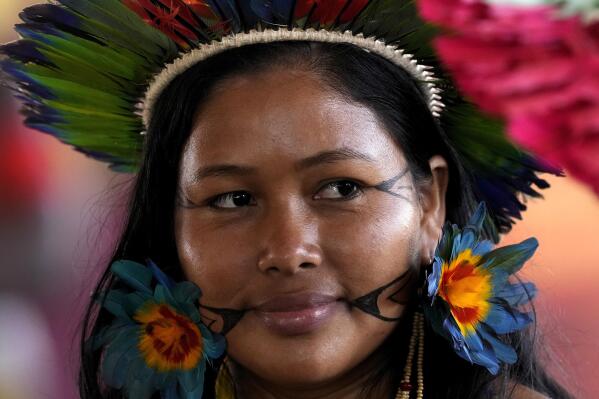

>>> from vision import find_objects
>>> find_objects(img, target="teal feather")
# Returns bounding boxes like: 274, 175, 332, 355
173, 281, 203, 304
178, 362, 205, 394
151, 372, 171, 390
154, 284, 177, 305
89, 260, 225, 399
90, 321, 130, 350
127, 355, 156, 385
201, 325, 227, 358
103, 290, 133, 320
126, 371, 155, 399
179, 302, 203, 324
102, 329, 140, 388
111, 260, 153, 294
124, 291, 150, 314
178, 378, 205, 399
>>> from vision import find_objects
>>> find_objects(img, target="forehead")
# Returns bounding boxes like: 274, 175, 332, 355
184, 68, 405, 168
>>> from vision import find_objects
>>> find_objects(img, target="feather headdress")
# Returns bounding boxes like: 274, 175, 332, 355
0, 0, 560, 237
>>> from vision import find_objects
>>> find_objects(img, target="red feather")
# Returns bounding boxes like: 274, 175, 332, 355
294, 0, 317, 19
124, 0, 208, 47
295, 0, 368, 25
311, 0, 348, 25
181, 0, 219, 20
339, 0, 369, 23
122, 0, 152, 22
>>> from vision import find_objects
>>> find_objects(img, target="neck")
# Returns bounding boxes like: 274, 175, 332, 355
230, 347, 395, 399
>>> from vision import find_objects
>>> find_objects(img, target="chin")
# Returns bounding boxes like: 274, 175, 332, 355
225, 312, 393, 388
233, 348, 355, 387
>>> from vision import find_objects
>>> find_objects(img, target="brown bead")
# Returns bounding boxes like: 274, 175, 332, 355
399, 382, 413, 391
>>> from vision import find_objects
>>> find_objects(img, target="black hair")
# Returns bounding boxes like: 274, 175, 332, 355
79, 42, 572, 399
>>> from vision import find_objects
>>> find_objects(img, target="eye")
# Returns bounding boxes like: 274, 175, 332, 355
315, 180, 363, 200
209, 191, 256, 209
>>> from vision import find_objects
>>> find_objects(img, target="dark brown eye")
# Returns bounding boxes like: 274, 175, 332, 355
210, 191, 256, 209
315, 180, 363, 200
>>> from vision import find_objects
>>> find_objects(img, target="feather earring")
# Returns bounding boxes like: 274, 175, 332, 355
423, 203, 538, 374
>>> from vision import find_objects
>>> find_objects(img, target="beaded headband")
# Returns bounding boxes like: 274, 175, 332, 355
143, 28, 444, 126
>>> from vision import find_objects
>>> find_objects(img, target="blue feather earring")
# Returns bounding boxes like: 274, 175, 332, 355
423, 202, 538, 375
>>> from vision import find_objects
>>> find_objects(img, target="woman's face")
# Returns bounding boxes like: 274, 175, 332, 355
175, 68, 445, 387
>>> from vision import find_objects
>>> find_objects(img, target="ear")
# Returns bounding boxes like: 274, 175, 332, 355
418, 155, 449, 264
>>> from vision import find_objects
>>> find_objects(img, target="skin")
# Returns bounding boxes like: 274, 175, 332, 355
175, 68, 448, 399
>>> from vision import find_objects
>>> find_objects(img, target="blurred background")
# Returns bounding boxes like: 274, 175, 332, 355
0, 1, 598, 398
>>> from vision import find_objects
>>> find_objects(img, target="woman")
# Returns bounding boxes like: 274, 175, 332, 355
1, 1, 572, 398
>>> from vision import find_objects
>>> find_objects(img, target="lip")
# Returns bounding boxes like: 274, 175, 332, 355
253, 292, 341, 336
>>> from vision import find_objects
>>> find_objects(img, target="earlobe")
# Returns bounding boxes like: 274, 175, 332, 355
419, 155, 449, 264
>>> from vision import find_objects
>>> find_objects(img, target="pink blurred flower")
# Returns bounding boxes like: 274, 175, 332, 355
418, 0, 599, 195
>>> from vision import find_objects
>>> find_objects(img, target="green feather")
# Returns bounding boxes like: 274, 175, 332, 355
481, 237, 539, 274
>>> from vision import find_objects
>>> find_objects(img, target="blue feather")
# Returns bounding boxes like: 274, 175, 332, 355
479, 327, 517, 364
485, 304, 533, 334
0, 42, 51, 66
0, 62, 56, 99
472, 239, 493, 256
147, 259, 176, 291
427, 257, 443, 299
250, 0, 296, 24
26, 123, 63, 138
469, 347, 500, 375
476, 178, 524, 219
464, 330, 484, 352
20, 4, 81, 29
205, 0, 243, 32
22, 105, 63, 123
495, 282, 537, 307
14, 24, 62, 44
443, 317, 467, 353
467, 202, 486, 230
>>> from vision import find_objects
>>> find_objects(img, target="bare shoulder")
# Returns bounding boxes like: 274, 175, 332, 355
512, 384, 552, 399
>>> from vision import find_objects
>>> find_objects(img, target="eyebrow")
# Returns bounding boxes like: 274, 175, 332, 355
191, 147, 377, 182
295, 147, 377, 170
192, 164, 257, 182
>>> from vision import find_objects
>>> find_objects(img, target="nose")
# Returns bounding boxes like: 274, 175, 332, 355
256, 200, 323, 275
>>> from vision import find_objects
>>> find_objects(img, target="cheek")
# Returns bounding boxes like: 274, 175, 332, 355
321, 199, 421, 296
175, 210, 257, 306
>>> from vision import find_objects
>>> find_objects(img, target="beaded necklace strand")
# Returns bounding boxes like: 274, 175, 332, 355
396, 312, 425, 399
